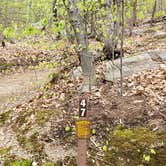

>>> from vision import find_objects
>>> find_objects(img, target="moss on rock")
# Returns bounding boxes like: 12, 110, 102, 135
0, 110, 12, 126
5, 159, 31, 166
102, 126, 166, 166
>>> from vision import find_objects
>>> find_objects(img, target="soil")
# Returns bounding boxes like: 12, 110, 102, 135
0, 69, 53, 113
0, 22, 165, 165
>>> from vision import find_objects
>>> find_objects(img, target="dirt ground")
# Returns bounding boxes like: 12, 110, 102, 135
0, 22, 165, 165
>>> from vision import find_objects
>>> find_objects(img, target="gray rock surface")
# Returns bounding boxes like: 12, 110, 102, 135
104, 50, 166, 82
153, 31, 166, 39
69, 66, 82, 80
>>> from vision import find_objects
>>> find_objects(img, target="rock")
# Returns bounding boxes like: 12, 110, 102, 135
44, 142, 76, 162
148, 49, 166, 61
0, 58, 7, 71
32, 161, 38, 166
104, 61, 131, 81
10, 57, 28, 66
0, 58, 7, 65
10, 58, 20, 66
69, 66, 82, 80
153, 31, 166, 39
144, 28, 156, 33
132, 29, 145, 36
103, 51, 166, 82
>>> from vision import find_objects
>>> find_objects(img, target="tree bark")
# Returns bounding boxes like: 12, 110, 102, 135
151, 0, 157, 26
103, 0, 121, 59
66, 0, 96, 92
132, 0, 137, 26
52, 0, 57, 20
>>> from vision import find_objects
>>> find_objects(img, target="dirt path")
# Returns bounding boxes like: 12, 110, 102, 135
1, 50, 165, 113
0, 69, 53, 113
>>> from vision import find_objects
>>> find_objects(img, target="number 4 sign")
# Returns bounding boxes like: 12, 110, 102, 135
79, 98, 88, 117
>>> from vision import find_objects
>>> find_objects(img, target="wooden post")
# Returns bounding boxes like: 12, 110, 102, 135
77, 139, 88, 166
76, 96, 90, 166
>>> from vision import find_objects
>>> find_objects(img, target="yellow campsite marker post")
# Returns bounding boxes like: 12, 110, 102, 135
76, 95, 90, 166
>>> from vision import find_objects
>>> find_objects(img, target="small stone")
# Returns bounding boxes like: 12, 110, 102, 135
32, 161, 38, 166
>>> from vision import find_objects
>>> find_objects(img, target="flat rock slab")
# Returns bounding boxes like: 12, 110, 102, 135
104, 50, 166, 81
153, 31, 166, 39
0, 127, 31, 160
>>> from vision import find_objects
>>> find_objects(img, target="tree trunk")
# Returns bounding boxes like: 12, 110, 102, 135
66, 0, 96, 92
105, 0, 114, 42
52, 0, 57, 20
151, 0, 157, 26
132, 0, 137, 26
103, 0, 121, 59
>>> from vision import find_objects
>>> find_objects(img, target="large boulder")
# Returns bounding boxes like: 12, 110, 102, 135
103, 50, 166, 82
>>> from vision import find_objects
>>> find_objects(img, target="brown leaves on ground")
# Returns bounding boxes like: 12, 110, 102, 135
0, 43, 49, 67
0, 37, 78, 73
2, 29, 165, 150
124, 22, 166, 54
45, 64, 166, 146
9, 55, 166, 148
123, 64, 166, 109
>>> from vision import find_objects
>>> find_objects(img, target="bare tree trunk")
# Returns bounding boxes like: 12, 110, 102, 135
132, 0, 137, 26
151, 0, 157, 26
103, 0, 121, 59
4, 0, 9, 27
66, 0, 96, 92
114, 0, 121, 47
26, 0, 32, 25
105, 0, 114, 42
89, 11, 97, 38
52, 0, 57, 20
103, 0, 114, 55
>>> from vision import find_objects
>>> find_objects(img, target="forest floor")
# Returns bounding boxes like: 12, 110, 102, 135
0, 22, 165, 166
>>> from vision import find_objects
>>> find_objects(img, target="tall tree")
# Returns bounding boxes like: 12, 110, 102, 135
132, 0, 137, 26
151, 0, 157, 26
64, 0, 96, 92
103, 0, 121, 60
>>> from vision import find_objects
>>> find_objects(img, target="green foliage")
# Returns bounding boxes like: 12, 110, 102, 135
0, 110, 12, 126
0, 24, 3, 33
155, 11, 165, 18
11, 160, 31, 166
51, 20, 65, 36
102, 126, 166, 166
0, 0, 165, 41
3, 27, 17, 39
65, 125, 71, 132
43, 163, 54, 166
92, 129, 96, 135
102, 145, 108, 152
22, 25, 42, 37
0, 147, 11, 155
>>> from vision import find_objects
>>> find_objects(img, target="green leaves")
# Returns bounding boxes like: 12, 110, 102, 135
51, 20, 65, 35
102, 145, 108, 152
3, 27, 18, 39
92, 129, 96, 134
11, 160, 31, 166
150, 148, 156, 155
143, 154, 151, 162
65, 125, 71, 132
